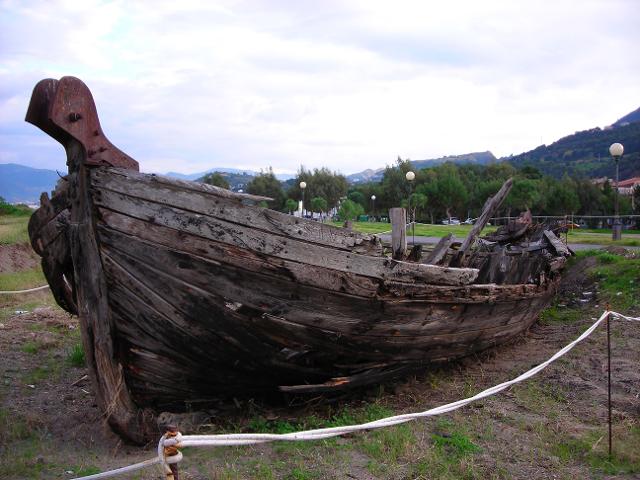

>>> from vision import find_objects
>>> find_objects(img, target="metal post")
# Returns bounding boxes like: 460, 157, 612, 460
613, 158, 622, 240
607, 311, 613, 458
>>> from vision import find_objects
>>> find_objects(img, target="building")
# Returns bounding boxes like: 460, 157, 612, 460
617, 176, 640, 196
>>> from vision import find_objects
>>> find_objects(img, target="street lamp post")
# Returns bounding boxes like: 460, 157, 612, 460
299, 181, 307, 218
609, 143, 624, 241
405, 171, 415, 245
371, 195, 376, 219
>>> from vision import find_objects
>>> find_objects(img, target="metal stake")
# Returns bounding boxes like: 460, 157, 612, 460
607, 310, 612, 458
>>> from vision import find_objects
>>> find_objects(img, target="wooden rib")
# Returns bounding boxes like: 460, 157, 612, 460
424, 233, 454, 265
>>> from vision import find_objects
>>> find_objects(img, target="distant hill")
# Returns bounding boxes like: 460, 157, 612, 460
504, 115, 640, 179
195, 171, 255, 191
612, 106, 640, 127
0, 163, 60, 204
165, 167, 294, 182
347, 151, 496, 183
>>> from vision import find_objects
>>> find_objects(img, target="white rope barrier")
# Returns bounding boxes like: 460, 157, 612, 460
70, 309, 638, 480
0, 284, 50, 294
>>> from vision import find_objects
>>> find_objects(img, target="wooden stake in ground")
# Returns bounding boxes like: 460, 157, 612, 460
390, 207, 407, 260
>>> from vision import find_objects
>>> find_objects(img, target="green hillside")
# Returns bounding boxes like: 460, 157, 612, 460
505, 121, 640, 179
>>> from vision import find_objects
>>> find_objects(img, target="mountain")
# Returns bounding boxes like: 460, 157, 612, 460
195, 171, 256, 191
612, 106, 640, 127
411, 151, 496, 170
504, 111, 640, 179
347, 151, 496, 184
164, 167, 294, 182
0, 163, 60, 204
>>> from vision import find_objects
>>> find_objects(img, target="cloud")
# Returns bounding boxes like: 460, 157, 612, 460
1, 0, 639, 175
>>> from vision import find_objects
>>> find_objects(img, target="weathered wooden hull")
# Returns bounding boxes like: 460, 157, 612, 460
26, 76, 565, 443
31, 166, 558, 405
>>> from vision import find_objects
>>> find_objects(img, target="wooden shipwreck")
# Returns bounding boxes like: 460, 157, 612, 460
26, 77, 570, 443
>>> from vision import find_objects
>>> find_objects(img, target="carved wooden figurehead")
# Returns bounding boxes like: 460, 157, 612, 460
26, 76, 139, 171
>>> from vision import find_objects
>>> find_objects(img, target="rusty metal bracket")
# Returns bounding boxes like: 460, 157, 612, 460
26, 76, 139, 171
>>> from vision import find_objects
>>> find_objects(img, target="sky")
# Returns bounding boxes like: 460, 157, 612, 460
1, 0, 639, 176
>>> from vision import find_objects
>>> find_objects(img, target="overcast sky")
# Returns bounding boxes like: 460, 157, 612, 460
1, 0, 638, 176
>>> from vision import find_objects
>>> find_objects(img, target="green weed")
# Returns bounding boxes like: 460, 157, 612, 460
67, 342, 85, 367
431, 431, 480, 457
540, 305, 583, 324
21, 341, 39, 354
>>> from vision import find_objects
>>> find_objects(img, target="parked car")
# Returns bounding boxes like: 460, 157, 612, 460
441, 217, 461, 225
463, 217, 475, 225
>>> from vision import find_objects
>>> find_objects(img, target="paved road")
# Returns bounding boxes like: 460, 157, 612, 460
376, 234, 639, 251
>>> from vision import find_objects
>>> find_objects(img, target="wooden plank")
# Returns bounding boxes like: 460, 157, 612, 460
98, 209, 381, 298
544, 230, 570, 256
101, 229, 551, 342
40, 233, 77, 315
390, 207, 407, 260
91, 168, 382, 255
30, 209, 69, 254
104, 167, 274, 202
424, 233, 454, 265
64, 140, 151, 444
99, 210, 554, 306
93, 190, 479, 286
451, 178, 513, 267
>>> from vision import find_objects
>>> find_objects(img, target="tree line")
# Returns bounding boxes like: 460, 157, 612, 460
202, 159, 639, 224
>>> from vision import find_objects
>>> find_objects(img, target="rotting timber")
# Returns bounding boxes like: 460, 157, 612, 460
26, 77, 571, 444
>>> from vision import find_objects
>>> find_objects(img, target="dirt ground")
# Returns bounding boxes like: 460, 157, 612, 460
1, 254, 639, 479
0, 243, 40, 272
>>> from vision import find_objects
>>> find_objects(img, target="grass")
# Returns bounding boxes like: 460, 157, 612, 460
0, 267, 47, 292
332, 221, 496, 237
540, 305, 584, 324
0, 408, 57, 478
0, 215, 30, 245
566, 230, 640, 247
21, 341, 40, 354
578, 228, 640, 235
549, 426, 640, 475
576, 249, 640, 310
333, 221, 640, 246
66, 342, 85, 367
411, 418, 484, 479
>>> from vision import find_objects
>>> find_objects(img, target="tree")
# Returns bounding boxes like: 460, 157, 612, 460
407, 192, 428, 223
310, 196, 328, 217
288, 167, 348, 210
546, 176, 580, 215
430, 164, 469, 220
337, 199, 364, 222
201, 172, 230, 189
284, 198, 298, 214
347, 191, 366, 209
505, 178, 540, 215
246, 167, 286, 210
381, 157, 415, 210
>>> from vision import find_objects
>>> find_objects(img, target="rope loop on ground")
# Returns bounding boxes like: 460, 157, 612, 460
69, 309, 637, 479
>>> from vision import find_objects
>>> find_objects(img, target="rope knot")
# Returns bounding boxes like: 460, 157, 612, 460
159, 429, 183, 479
